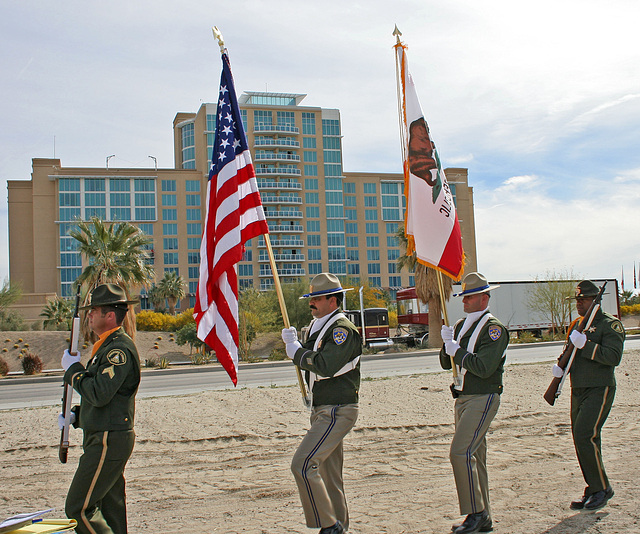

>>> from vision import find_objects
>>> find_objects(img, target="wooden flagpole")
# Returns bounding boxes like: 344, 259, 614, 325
394, 26, 459, 385
264, 234, 310, 406
436, 270, 460, 385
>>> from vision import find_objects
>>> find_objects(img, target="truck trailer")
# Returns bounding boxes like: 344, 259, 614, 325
395, 279, 620, 345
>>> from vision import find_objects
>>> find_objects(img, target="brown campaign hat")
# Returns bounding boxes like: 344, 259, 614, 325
300, 273, 353, 299
453, 272, 500, 297
79, 283, 139, 310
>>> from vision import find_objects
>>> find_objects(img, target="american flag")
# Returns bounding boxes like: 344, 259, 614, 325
394, 40, 464, 281
194, 52, 268, 385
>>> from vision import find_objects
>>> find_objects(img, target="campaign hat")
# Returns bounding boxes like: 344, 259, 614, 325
300, 273, 353, 299
453, 272, 500, 297
570, 280, 599, 299
79, 283, 139, 310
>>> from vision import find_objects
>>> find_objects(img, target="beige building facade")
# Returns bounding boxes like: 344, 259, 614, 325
7, 92, 476, 317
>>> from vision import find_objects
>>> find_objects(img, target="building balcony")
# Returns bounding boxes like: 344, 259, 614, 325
265, 210, 303, 219
254, 153, 301, 163
258, 238, 305, 248
259, 268, 306, 277
255, 167, 301, 177
254, 124, 300, 135
259, 253, 306, 262
268, 224, 304, 233
257, 180, 302, 191
261, 195, 302, 205
254, 138, 300, 149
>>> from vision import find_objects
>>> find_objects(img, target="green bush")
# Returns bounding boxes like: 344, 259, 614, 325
136, 308, 196, 331
190, 353, 213, 365
267, 348, 288, 361
510, 331, 539, 344
621, 304, 640, 316
0, 310, 25, 331
22, 352, 44, 375
0, 356, 9, 376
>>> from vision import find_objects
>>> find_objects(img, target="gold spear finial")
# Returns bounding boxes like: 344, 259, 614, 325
393, 25, 402, 44
212, 26, 226, 53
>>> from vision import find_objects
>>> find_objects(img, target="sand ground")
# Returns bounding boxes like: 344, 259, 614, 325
1, 343, 639, 533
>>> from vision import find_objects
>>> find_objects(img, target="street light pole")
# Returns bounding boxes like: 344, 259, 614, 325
106, 154, 115, 169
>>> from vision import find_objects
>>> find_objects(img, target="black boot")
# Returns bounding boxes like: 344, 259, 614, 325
319, 521, 344, 534
452, 510, 492, 533
584, 487, 614, 511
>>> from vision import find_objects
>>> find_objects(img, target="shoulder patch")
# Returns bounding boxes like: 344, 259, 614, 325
487, 325, 502, 341
332, 327, 349, 345
611, 320, 624, 334
107, 349, 127, 366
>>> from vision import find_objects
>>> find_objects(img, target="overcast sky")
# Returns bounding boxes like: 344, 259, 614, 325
2, 0, 640, 289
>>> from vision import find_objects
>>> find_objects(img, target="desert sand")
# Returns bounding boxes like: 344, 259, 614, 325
1, 346, 639, 533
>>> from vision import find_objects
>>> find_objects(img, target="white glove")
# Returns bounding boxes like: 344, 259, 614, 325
281, 327, 298, 344
569, 330, 587, 349
552, 364, 564, 378
58, 411, 76, 430
285, 341, 302, 359
62, 349, 81, 371
441, 325, 454, 343
445, 340, 460, 357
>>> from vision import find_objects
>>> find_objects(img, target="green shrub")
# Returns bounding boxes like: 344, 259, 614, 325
22, 352, 44, 375
190, 353, 213, 365
267, 348, 287, 361
144, 357, 159, 368
0, 356, 9, 376
510, 331, 538, 344
621, 304, 640, 316
136, 309, 196, 332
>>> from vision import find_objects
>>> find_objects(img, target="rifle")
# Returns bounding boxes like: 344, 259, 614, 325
543, 281, 607, 406
59, 287, 81, 463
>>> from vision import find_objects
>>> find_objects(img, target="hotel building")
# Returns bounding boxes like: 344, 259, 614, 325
8, 92, 476, 318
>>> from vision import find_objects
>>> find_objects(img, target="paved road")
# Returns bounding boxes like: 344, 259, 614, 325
1, 337, 638, 410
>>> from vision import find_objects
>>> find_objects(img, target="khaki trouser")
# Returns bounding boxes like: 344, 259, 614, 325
66, 430, 135, 534
450, 394, 500, 515
291, 404, 358, 530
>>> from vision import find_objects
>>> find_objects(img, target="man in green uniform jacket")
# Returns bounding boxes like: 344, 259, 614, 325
440, 272, 508, 534
59, 284, 141, 534
282, 273, 361, 534
555, 280, 625, 511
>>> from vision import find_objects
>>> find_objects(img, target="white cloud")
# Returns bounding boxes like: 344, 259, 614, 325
474, 172, 640, 281
1, 0, 640, 285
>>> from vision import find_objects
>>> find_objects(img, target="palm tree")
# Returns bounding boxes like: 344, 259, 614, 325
147, 285, 165, 312
158, 271, 186, 315
70, 217, 154, 340
396, 227, 454, 348
40, 296, 75, 330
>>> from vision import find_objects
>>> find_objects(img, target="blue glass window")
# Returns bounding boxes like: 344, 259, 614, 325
186, 194, 200, 206
163, 209, 177, 221
186, 180, 200, 192
164, 253, 179, 265
163, 223, 178, 235
186, 209, 201, 221
187, 223, 201, 235
302, 112, 316, 135
163, 238, 178, 250
162, 180, 177, 192
162, 194, 176, 206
